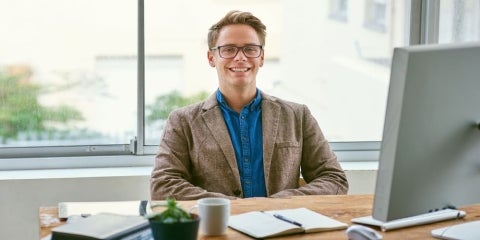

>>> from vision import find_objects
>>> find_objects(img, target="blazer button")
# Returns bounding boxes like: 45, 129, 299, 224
233, 189, 242, 196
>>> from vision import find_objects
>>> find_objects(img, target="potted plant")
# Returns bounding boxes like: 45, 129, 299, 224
146, 197, 200, 240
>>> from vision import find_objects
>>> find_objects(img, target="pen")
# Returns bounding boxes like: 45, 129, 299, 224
273, 214, 303, 227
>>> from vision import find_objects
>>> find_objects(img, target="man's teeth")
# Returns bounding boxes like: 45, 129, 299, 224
231, 68, 248, 72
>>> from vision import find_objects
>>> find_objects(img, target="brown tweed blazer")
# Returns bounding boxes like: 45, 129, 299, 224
150, 91, 348, 200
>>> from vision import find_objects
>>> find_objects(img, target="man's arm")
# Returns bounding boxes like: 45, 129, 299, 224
269, 105, 348, 197
150, 110, 236, 200
150, 148, 233, 200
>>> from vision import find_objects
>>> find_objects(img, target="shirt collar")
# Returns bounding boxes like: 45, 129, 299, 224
216, 89, 262, 111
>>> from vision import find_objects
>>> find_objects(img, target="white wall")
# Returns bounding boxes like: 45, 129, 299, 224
345, 170, 377, 195
0, 168, 375, 240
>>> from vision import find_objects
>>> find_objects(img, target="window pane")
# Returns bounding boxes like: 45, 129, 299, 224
439, 0, 480, 43
0, 0, 136, 147
278, 1, 409, 141
144, 1, 410, 145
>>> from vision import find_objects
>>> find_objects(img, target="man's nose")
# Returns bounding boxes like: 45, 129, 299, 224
233, 49, 248, 60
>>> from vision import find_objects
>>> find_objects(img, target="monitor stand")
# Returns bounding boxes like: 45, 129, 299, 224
351, 209, 466, 231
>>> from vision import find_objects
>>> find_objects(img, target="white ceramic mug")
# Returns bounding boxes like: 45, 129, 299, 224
190, 197, 230, 236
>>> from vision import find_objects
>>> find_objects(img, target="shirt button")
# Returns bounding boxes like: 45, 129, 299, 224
244, 158, 249, 162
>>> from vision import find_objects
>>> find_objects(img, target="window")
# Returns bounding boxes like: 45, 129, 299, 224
0, 0, 136, 157
1, 1, 478, 168
439, 0, 480, 43
329, 0, 349, 22
364, 0, 387, 32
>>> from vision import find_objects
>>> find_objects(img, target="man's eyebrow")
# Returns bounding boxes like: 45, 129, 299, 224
218, 43, 261, 47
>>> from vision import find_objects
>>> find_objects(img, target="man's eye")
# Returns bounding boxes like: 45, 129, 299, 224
222, 47, 236, 53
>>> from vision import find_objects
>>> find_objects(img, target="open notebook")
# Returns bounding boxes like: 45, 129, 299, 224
228, 207, 347, 239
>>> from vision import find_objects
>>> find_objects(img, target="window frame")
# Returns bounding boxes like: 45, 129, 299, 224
0, 0, 441, 170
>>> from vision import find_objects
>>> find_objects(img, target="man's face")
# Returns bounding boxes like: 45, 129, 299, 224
208, 24, 264, 91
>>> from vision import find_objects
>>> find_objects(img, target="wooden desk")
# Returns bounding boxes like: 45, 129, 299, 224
40, 195, 480, 239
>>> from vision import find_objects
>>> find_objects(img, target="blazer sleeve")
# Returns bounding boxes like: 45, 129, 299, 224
150, 109, 235, 200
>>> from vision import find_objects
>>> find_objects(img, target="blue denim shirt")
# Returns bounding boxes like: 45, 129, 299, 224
216, 89, 266, 197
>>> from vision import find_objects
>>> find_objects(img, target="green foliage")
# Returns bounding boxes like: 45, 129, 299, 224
0, 71, 84, 143
146, 90, 209, 123
146, 197, 193, 223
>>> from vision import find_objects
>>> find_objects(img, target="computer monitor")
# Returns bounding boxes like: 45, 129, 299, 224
372, 42, 480, 222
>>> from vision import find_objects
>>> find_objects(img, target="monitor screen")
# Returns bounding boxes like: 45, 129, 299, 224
372, 42, 480, 222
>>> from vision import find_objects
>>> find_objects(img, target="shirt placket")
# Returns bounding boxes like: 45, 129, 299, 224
240, 108, 252, 197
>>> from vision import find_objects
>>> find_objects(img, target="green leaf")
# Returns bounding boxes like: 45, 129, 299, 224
146, 197, 193, 223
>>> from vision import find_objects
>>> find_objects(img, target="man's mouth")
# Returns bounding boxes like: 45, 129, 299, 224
229, 67, 250, 72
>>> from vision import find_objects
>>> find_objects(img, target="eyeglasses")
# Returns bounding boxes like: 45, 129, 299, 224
210, 45, 263, 59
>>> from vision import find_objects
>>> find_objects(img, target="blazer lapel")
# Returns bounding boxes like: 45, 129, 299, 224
261, 93, 280, 191
202, 95, 241, 182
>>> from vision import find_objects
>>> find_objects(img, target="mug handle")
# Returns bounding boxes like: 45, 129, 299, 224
189, 205, 199, 215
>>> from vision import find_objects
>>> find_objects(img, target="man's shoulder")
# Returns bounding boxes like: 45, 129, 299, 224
171, 101, 208, 117
169, 94, 217, 119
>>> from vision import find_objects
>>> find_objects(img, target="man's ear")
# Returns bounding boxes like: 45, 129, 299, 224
207, 51, 215, 67
259, 52, 265, 67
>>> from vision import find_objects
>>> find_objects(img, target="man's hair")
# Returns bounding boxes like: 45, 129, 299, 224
208, 10, 266, 49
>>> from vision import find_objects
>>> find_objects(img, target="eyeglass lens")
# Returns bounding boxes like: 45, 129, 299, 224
218, 45, 261, 58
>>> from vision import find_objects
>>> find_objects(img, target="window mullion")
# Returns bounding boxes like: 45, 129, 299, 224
136, 0, 146, 155
410, 0, 440, 45
422, 0, 440, 44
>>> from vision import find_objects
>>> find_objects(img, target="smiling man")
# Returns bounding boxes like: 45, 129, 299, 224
150, 10, 348, 200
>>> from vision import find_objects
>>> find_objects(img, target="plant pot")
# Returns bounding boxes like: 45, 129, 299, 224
148, 213, 200, 240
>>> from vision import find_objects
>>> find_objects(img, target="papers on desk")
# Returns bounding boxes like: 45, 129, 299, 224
58, 200, 149, 218
228, 207, 348, 239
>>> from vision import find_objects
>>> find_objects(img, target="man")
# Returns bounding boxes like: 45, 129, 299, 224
150, 10, 348, 200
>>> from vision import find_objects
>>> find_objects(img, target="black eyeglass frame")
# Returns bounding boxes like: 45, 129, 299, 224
210, 45, 263, 59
